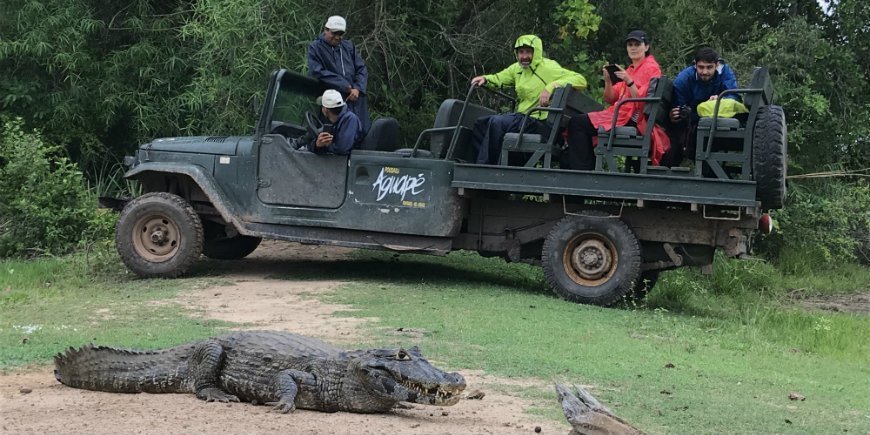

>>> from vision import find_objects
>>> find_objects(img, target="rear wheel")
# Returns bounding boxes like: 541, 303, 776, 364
116, 192, 203, 278
202, 221, 261, 260
752, 104, 787, 209
542, 213, 641, 306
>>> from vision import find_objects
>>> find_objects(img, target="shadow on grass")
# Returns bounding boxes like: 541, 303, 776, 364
193, 253, 550, 297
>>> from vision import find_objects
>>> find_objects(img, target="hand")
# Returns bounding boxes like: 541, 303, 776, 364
347, 88, 360, 102
470, 76, 486, 87
613, 65, 631, 85
669, 107, 682, 122
708, 95, 719, 101
316, 132, 333, 148
602, 65, 612, 85
538, 88, 552, 106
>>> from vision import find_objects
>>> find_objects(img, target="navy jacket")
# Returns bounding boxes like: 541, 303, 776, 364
307, 35, 370, 132
309, 107, 364, 155
673, 64, 740, 121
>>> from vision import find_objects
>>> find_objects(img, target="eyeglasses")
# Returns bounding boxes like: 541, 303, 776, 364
328, 30, 345, 37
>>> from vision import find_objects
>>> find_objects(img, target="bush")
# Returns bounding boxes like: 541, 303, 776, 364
755, 178, 870, 272
0, 118, 115, 257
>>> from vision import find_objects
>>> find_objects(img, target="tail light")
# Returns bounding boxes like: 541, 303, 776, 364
759, 213, 773, 234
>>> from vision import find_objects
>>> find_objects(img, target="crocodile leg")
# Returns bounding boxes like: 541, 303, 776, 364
191, 340, 239, 403
265, 369, 316, 413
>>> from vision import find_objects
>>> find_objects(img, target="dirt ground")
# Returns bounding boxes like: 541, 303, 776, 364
0, 241, 571, 435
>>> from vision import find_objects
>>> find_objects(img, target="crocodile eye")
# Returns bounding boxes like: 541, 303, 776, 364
396, 350, 410, 360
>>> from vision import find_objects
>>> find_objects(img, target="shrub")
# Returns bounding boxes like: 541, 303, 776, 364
755, 178, 870, 272
0, 118, 115, 257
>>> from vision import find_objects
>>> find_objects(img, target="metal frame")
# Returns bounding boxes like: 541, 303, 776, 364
595, 77, 673, 174
694, 67, 773, 180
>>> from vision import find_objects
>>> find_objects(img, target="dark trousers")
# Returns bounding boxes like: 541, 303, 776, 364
666, 117, 697, 165
564, 114, 598, 170
565, 114, 642, 170
472, 113, 550, 165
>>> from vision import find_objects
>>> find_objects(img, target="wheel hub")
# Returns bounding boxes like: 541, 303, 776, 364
150, 228, 167, 244
132, 215, 181, 262
571, 239, 612, 280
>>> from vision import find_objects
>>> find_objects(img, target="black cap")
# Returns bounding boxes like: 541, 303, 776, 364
625, 30, 649, 44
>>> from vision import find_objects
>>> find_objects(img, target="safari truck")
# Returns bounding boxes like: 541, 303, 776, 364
115, 68, 786, 306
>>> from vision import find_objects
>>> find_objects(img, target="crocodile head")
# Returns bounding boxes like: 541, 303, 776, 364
349, 346, 466, 406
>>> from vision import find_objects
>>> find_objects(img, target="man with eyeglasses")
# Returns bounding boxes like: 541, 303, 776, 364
307, 15, 370, 133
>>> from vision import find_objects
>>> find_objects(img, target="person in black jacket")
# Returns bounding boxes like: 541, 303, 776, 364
307, 15, 370, 133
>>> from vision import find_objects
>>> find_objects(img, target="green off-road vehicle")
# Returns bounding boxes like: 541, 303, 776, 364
115, 68, 786, 306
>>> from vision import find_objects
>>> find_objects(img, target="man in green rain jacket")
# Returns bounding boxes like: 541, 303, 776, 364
470, 34, 587, 165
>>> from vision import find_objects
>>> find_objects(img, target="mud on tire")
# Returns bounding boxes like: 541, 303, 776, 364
752, 104, 787, 209
542, 212, 642, 306
116, 192, 203, 278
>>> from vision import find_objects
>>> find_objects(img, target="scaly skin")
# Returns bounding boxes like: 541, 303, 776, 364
54, 331, 465, 414
556, 383, 646, 435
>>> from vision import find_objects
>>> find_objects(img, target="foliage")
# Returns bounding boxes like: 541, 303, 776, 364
755, 178, 870, 271
1, 1, 868, 264
0, 118, 114, 257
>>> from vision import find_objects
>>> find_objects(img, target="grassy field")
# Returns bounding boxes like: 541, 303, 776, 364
1, 247, 868, 434
0, 253, 230, 367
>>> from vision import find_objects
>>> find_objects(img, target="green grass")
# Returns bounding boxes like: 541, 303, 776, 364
310, 250, 870, 434
1, 247, 868, 433
0, 253, 231, 367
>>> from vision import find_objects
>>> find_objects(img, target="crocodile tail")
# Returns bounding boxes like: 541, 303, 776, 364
54, 343, 195, 394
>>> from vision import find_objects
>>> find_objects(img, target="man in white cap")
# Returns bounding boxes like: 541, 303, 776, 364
307, 15, 370, 133
309, 89, 364, 155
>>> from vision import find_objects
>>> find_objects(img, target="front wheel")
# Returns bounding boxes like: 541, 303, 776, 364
542, 213, 641, 306
116, 192, 203, 278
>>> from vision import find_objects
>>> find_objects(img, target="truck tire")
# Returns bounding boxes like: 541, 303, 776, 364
752, 104, 787, 209
202, 221, 261, 260
116, 192, 203, 278
542, 213, 642, 306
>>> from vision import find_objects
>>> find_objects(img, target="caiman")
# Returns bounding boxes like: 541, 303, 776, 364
54, 330, 466, 414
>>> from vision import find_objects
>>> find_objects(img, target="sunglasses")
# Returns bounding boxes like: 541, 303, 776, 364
328, 30, 345, 36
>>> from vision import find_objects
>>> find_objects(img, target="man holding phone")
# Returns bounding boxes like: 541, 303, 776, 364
668, 47, 739, 162
310, 89, 364, 155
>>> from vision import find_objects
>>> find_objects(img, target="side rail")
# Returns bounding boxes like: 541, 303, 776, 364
409, 84, 515, 160
699, 80, 772, 159
444, 84, 516, 160
499, 105, 569, 168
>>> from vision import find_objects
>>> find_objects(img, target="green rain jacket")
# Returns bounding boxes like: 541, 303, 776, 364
483, 35, 587, 120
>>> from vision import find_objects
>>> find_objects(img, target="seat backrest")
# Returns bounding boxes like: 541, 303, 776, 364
563, 90, 606, 121
644, 76, 674, 127
742, 67, 773, 109
428, 99, 497, 159
359, 117, 400, 152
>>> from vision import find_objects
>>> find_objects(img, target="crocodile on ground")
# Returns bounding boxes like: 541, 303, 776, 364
54, 330, 466, 414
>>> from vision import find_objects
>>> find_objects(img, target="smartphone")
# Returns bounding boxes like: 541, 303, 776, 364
322, 124, 334, 135
604, 64, 623, 84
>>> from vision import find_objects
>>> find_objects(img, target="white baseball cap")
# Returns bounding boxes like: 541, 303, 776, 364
325, 16, 346, 32
320, 89, 346, 108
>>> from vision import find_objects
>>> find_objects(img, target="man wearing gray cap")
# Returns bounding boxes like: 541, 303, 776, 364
307, 15, 371, 133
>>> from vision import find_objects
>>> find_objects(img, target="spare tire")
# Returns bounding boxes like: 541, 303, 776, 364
752, 105, 787, 209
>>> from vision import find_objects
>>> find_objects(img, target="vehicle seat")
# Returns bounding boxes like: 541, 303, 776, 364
359, 117, 400, 152
595, 76, 673, 174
